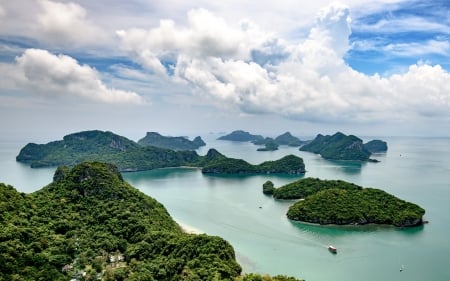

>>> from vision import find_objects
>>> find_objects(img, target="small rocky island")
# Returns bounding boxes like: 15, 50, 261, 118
16, 130, 305, 175
218, 130, 306, 151
264, 178, 425, 227
299, 132, 387, 161
138, 132, 205, 150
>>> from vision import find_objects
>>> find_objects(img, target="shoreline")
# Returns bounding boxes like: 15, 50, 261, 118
177, 220, 205, 234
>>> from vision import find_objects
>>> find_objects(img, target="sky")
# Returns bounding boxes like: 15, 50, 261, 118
0, 0, 449, 141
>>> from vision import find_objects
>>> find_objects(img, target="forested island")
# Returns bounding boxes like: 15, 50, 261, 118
218, 130, 264, 142
0, 162, 303, 280
264, 178, 425, 227
218, 130, 305, 151
138, 132, 206, 150
202, 153, 305, 174
299, 132, 387, 161
16, 130, 305, 175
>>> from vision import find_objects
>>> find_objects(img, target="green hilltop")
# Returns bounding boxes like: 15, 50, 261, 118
265, 178, 425, 227
16, 130, 305, 175
0, 162, 303, 281
299, 132, 388, 161
138, 132, 206, 150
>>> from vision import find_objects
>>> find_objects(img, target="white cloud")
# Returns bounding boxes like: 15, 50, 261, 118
384, 40, 450, 57
3, 49, 144, 104
116, 3, 450, 123
36, 0, 108, 47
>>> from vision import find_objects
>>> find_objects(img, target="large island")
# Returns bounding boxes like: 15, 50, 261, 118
266, 178, 425, 227
16, 130, 306, 175
138, 131, 206, 150
0, 162, 303, 281
299, 132, 387, 161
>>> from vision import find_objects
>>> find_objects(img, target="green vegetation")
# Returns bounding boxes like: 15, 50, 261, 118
0, 162, 303, 280
300, 132, 371, 161
257, 139, 279, 151
202, 154, 305, 175
262, 180, 275, 195
300, 132, 388, 161
287, 188, 425, 227
138, 132, 206, 150
237, 274, 303, 281
265, 177, 425, 227
274, 132, 304, 147
16, 130, 305, 175
272, 177, 362, 199
364, 140, 388, 153
218, 130, 264, 142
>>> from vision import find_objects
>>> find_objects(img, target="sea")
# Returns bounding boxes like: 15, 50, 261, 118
1, 134, 449, 281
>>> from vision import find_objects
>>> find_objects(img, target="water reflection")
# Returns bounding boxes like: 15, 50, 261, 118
289, 220, 424, 237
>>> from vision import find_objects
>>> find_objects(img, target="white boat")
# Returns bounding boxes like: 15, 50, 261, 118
328, 245, 337, 253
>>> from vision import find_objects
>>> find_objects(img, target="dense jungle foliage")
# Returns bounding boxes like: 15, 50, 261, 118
287, 188, 425, 227
0, 162, 304, 280
272, 177, 362, 199
16, 130, 305, 175
137, 132, 206, 150
299, 132, 372, 161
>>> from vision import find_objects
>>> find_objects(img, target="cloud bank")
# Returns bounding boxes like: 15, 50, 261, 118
36, 0, 108, 47
117, 3, 450, 123
3, 49, 144, 104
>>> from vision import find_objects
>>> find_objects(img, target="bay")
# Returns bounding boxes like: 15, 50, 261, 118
1, 135, 449, 281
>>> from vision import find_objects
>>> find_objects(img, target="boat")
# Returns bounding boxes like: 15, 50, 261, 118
328, 245, 337, 253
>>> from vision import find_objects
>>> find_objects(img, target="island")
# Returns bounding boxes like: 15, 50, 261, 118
0, 162, 303, 281
363, 139, 388, 153
272, 177, 362, 199
264, 177, 425, 227
218, 130, 306, 152
201, 150, 305, 174
256, 138, 279, 151
217, 130, 264, 142
138, 131, 206, 150
299, 132, 387, 161
16, 130, 306, 175
273, 132, 305, 147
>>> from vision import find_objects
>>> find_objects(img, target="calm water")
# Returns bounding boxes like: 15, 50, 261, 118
1, 135, 450, 281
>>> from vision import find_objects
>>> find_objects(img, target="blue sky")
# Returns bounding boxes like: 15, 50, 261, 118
0, 0, 449, 139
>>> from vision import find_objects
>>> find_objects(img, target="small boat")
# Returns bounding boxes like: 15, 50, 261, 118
328, 245, 337, 253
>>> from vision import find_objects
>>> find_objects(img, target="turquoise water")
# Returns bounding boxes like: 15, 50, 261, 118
1, 136, 449, 281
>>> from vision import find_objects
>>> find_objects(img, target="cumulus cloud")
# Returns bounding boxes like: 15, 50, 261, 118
37, 0, 108, 47
7, 49, 144, 104
117, 3, 450, 122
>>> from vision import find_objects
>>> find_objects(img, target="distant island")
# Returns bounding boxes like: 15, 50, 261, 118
364, 139, 388, 153
202, 152, 305, 174
299, 132, 387, 161
217, 130, 264, 142
0, 161, 303, 281
218, 130, 306, 151
16, 130, 306, 175
256, 138, 279, 151
138, 131, 205, 150
264, 178, 425, 227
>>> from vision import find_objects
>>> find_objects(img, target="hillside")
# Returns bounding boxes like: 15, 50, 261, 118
287, 188, 425, 227
274, 132, 304, 146
299, 132, 371, 161
272, 177, 362, 199
0, 162, 304, 281
138, 132, 206, 150
218, 130, 264, 142
202, 154, 305, 174
364, 140, 388, 153
16, 130, 305, 175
